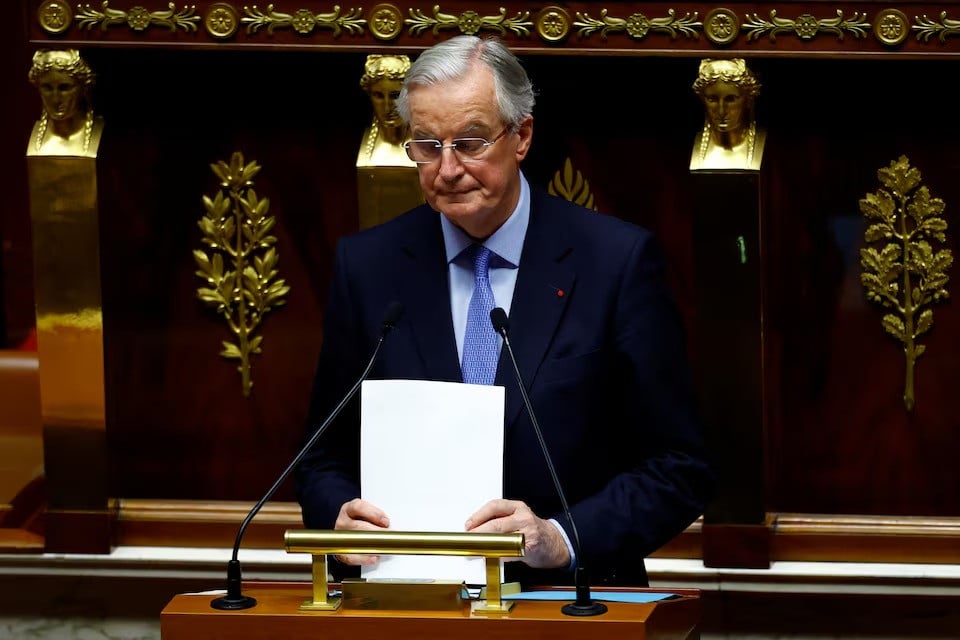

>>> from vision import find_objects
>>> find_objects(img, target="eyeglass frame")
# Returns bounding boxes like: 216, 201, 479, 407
403, 126, 514, 165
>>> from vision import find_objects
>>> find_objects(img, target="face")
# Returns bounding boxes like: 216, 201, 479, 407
703, 80, 746, 134
407, 65, 532, 239
368, 77, 404, 128
38, 69, 82, 122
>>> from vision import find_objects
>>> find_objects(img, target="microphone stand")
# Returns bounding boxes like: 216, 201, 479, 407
211, 302, 403, 610
490, 308, 607, 616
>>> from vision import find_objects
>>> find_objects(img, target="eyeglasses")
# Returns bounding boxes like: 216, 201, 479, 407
403, 128, 511, 165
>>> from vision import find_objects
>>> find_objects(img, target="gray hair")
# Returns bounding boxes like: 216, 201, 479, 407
396, 35, 535, 129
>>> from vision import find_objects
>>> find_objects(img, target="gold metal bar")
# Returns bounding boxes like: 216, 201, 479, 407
285, 530, 524, 558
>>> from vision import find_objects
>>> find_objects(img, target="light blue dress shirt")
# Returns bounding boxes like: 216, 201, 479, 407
438, 171, 576, 571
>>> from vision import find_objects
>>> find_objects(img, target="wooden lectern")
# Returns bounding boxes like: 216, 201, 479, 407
161, 582, 701, 640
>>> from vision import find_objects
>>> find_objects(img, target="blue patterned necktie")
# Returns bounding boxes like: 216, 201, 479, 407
461, 245, 499, 385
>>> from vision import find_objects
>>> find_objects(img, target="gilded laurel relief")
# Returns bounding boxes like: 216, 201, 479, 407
743, 10, 869, 42
548, 158, 597, 211
194, 152, 291, 397
573, 9, 700, 40
242, 4, 365, 35
75, 1, 200, 31
859, 156, 953, 411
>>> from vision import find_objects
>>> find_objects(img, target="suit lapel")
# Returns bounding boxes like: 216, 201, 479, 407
396, 210, 462, 383
497, 194, 575, 431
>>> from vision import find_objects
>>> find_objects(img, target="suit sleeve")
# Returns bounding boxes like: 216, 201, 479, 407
560, 232, 714, 566
294, 237, 367, 531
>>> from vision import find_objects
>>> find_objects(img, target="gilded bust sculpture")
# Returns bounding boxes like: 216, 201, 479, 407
356, 54, 414, 168
27, 49, 103, 158
690, 58, 765, 172
355, 53, 423, 229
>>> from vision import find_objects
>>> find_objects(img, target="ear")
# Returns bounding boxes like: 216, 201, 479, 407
514, 116, 534, 162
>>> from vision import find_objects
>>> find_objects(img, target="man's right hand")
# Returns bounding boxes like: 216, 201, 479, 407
333, 498, 390, 566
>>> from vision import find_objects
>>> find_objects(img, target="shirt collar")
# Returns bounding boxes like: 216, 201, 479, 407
441, 172, 530, 267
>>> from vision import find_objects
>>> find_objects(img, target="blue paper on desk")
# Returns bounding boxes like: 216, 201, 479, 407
504, 591, 676, 603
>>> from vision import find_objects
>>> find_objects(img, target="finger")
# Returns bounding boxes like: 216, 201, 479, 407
338, 498, 390, 529
464, 498, 519, 530
334, 554, 381, 566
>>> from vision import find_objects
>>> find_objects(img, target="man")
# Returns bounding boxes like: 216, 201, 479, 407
295, 35, 713, 586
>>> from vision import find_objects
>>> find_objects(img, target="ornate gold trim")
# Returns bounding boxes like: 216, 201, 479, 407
704, 7, 739, 45
194, 152, 291, 398
535, 6, 571, 43
369, 3, 404, 40
573, 9, 701, 41
913, 11, 960, 43
859, 155, 953, 412
874, 8, 909, 46
205, 2, 240, 38
743, 10, 869, 42
27, 5, 960, 53
405, 6, 532, 37
37, 0, 73, 34
75, 1, 201, 32
241, 4, 366, 35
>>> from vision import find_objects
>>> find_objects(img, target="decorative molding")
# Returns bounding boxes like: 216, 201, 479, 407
914, 10, 960, 43
874, 8, 909, 46
405, 6, 532, 37
742, 9, 869, 42
75, 1, 201, 32
204, 1, 240, 38
111, 501, 960, 567
369, 2, 404, 40
703, 7, 738, 46
26, 2, 960, 54
37, 0, 73, 34
241, 4, 366, 35
573, 8, 701, 41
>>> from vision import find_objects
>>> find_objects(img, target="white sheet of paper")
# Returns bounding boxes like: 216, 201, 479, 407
360, 379, 504, 584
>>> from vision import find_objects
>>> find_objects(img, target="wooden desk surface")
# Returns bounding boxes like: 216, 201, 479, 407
161, 582, 700, 640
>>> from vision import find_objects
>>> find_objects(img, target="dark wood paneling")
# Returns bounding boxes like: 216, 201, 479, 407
1, 1, 37, 348
761, 58, 960, 517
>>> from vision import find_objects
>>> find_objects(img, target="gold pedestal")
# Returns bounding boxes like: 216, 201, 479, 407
26, 138, 111, 553
357, 166, 423, 230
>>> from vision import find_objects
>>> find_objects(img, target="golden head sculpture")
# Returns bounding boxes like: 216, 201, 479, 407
28, 49, 102, 157
690, 58, 764, 171
357, 54, 413, 166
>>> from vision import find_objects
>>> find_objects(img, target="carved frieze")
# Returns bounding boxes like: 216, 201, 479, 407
28, 2, 960, 55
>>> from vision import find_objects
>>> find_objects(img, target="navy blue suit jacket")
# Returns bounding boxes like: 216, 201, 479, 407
295, 189, 713, 586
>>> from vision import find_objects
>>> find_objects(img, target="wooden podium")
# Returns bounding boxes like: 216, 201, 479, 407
161, 582, 701, 639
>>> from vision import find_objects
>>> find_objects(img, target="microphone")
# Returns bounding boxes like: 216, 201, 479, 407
211, 301, 405, 610
490, 307, 607, 617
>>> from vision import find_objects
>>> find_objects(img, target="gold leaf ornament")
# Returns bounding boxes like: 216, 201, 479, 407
859, 155, 953, 411
195, 151, 291, 396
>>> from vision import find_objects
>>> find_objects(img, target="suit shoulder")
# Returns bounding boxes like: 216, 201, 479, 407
338, 204, 437, 250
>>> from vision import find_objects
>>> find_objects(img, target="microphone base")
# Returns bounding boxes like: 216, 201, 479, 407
211, 595, 257, 610
561, 600, 608, 617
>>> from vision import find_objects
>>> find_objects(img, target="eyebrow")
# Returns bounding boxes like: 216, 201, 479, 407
411, 123, 490, 140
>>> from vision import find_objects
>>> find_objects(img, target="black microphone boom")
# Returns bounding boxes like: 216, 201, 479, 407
489, 307, 607, 617
211, 301, 404, 610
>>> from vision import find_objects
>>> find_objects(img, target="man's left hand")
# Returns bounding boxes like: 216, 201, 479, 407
465, 499, 570, 569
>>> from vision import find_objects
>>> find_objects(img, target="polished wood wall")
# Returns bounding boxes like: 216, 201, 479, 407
4, 0, 960, 560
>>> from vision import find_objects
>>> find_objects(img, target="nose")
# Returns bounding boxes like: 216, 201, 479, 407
437, 145, 464, 180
